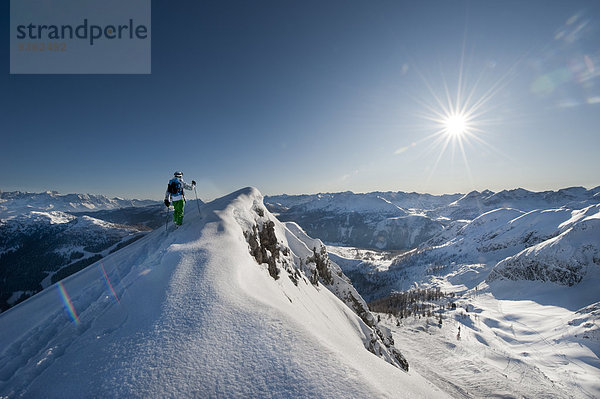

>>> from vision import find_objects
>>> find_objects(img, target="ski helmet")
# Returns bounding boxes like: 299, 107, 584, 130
174, 171, 183, 178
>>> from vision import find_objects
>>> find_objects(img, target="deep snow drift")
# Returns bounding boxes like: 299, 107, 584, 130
0, 188, 445, 398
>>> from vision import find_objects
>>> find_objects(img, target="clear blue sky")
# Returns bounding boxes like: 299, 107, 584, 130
2, 0, 599, 200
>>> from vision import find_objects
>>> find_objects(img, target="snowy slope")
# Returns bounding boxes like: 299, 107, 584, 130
489, 205, 600, 286
377, 279, 600, 398
0, 191, 165, 312
0, 188, 445, 398
0, 211, 147, 311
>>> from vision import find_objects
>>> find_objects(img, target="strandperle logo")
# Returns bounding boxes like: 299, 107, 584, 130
10, 0, 151, 74
15, 19, 149, 46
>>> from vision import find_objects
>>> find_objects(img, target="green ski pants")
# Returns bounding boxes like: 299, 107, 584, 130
173, 199, 185, 225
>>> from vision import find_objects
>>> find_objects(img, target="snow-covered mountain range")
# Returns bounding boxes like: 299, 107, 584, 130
331, 198, 600, 299
0, 191, 156, 219
266, 192, 452, 250
300, 188, 599, 302
265, 186, 600, 250
0, 188, 445, 398
0, 191, 164, 312
310, 187, 600, 397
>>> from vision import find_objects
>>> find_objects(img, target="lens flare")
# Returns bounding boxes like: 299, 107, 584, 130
100, 262, 120, 304
408, 40, 518, 184
58, 281, 80, 325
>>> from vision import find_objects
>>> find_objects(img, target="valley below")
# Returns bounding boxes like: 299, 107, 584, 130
329, 245, 600, 398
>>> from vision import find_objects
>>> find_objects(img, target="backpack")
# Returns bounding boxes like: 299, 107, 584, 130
167, 179, 182, 195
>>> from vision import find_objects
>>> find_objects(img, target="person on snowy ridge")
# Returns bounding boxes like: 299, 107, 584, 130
164, 171, 196, 226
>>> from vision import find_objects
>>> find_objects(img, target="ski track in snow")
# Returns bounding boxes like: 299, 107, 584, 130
378, 285, 600, 399
386, 314, 576, 398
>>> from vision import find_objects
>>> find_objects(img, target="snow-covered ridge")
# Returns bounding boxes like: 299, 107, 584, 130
488, 204, 600, 286
0, 187, 443, 398
226, 188, 409, 370
268, 191, 409, 215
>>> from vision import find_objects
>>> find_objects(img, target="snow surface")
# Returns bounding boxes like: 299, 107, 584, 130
379, 278, 600, 398
488, 204, 600, 286
0, 188, 446, 398
331, 241, 600, 397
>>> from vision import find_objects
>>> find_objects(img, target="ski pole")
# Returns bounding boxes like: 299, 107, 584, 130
194, 185, 202, 217
165, 205, 170, 231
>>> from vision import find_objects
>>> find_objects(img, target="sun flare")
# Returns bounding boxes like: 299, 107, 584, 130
406, 53, 515, 185
444, 112, 469, 137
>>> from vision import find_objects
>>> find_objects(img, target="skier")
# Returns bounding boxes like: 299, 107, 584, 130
164, 171, 196, 227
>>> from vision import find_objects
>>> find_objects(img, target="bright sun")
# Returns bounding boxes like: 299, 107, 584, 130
403, 39, 516, 186
444, 113, 468, 137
